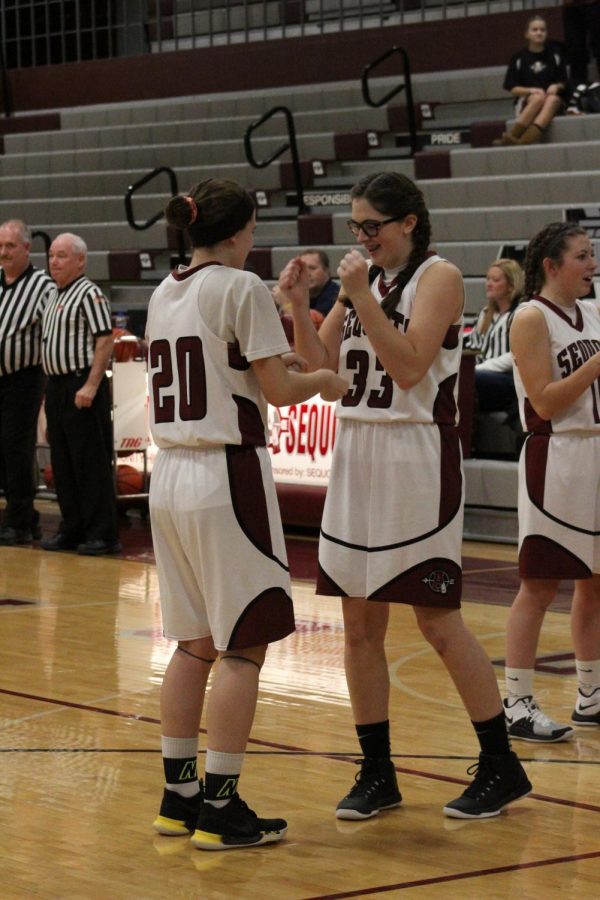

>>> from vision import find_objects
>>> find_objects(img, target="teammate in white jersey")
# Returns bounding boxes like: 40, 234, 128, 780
147, 178, 347, 850
504, 222, 600, 743
279, 171, 531, 820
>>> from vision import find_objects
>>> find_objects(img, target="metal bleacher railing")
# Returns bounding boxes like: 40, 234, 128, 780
0, 0, 559, 68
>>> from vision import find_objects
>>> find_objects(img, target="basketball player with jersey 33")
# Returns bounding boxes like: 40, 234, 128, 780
278, 171, 532, 821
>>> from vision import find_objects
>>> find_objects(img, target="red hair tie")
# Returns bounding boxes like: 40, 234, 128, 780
184, 195, 198, 224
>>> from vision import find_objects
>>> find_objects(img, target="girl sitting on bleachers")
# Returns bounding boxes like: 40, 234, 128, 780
496, 15, 568, 146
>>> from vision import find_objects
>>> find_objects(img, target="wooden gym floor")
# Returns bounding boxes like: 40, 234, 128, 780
1, 501, 599, 899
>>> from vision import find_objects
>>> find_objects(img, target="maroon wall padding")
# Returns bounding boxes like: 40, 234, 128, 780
246, 247, 272, 279
279, 160, 315, 190
6, 8, 562, 111
333, 131, 370, 161
470, 120, 506, 147
0, 112, 60, 134
108, 251, 141, 281
275, 482, 326, 529
387, 103, 424, 132
297, 214, 333, 245
413, 150, 451, 180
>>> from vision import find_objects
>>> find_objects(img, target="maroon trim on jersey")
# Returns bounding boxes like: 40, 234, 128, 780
233, 394, 266, 446
226, 445, 283, 566
523, 433, 599, 536
228, 341, 250, 371
369, 558, 462, 608
524, 433, 550, 507
227, 587, 295, 649
321, 425, 462, 553
441, 322, 461, 350
171, 260, 223, 281
523, 397, 552, 434
438, 424, 462, 526
534, 295, 584, 332
377, 273, 399, 297
316, 563, 349, 597
433, 375, 459, 427
519, 535, 591, 579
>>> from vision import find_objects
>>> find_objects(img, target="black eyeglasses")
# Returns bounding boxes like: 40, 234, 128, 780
346, 216, 402, 238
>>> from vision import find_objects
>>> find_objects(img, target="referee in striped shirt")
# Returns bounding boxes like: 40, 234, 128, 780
40, 233, 121, 556
0, 219, 53, 545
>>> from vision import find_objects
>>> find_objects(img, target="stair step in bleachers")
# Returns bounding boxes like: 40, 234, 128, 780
452, 136, 600, 177
0, 133, 337, 175
420, 98, 514, 129
53, 68, 507, 128
5, 106, 393, 155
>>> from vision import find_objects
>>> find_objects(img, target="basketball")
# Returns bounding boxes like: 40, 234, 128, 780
113, 327, 142, 362
43, 463, 55, 489
116, 464, 145, 495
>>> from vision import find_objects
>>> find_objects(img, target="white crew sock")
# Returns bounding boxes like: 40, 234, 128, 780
504, 667, 534, 701
575, 659, 600, 694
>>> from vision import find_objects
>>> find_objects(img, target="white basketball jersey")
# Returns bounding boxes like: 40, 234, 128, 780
146, 262, 289, 448
513, 296, 600, 434
336, 254, 463, 424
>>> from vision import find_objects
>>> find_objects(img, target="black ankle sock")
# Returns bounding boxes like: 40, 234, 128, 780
163, 755, 198, 786
356, 720, 391, 759
204, 772, 239, 802
472, 711, 510, 756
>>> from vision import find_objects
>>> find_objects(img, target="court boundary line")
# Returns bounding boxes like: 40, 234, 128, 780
299, 850, 600, 899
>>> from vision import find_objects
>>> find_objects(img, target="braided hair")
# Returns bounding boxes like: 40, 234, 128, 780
165, 178, 255, 248
524, 221, 587, 298
351, 172, 432, 318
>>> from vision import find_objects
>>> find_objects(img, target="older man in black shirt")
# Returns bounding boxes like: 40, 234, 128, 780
41, 232, 120, 556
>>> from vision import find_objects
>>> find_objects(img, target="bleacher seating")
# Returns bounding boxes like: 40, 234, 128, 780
1, 54, 598, 540
2, 66, 597, 320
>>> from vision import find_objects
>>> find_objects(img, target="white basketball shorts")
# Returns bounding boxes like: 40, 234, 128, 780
149, 444, 295, 649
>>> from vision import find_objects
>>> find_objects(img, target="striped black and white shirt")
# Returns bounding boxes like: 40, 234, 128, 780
41, 276, 112, 376
466, 308, 515, 373
0, 264, 54, 376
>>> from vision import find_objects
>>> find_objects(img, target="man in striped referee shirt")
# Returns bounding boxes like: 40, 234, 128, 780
40, 233, 121, 556
0, 219, 53, 545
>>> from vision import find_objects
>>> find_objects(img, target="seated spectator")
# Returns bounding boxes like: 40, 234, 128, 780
300, 248, 340, 315
275, 249, 339, 318
495, 15, 568, 146
466, 258, 524, 414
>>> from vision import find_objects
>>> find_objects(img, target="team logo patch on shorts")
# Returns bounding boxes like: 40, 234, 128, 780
422, 570, 455, 595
